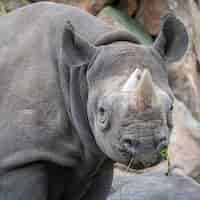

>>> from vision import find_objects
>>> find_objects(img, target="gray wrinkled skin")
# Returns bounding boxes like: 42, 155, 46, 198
0, 2, 188, 200
109, 173, 200, 200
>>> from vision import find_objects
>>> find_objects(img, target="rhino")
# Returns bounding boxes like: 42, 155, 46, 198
0, 2, 188, 200
168, 99, 200, 183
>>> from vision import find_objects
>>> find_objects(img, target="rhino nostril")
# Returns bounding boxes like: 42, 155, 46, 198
154, 136, 167, 146
157, 142, 167, 153
154, 136, 167, 152
123, 139, 132, 149
122, 138, 140, 150
160, 136, 167, 143
156, 139, 167, 152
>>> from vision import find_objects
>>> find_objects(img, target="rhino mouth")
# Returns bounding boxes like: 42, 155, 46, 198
123, 146, 160, 168
113, 138, 161, 169
114, 116, 166, 169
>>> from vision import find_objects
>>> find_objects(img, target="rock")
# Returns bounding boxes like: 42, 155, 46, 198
168, 53, 200, 120
0, 0, 29, 12
118, 0, 137, 16
168, 99, 200, 183
109, 173, 200, 200
98, 6, 153, 45
86, 0, 115, 15
167, 0, 200, 120
136, 0, 170, 35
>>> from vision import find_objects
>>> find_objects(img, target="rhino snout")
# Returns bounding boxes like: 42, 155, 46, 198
120, 134, 167, 156
120, 136, 140, 155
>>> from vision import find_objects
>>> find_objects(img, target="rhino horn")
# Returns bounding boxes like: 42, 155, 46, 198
122, 68, 142, 92
134, 69, 158, 111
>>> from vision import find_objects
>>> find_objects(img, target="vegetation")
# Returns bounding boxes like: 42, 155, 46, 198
160, 148, 168, 160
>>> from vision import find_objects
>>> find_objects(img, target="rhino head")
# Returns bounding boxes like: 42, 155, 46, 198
62, 15, 188, 168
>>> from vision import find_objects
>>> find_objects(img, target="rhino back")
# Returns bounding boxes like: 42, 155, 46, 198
0, 2, 113, 46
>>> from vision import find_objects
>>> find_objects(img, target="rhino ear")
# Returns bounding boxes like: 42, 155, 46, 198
61, 21, 97, 68
153, 14, 189, 63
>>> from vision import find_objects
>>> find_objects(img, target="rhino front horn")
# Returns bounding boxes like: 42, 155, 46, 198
122, 68, 142, 92
134, 69, 158, 111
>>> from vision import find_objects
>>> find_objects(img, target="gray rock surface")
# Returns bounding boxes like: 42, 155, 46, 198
109, 173, 200, 200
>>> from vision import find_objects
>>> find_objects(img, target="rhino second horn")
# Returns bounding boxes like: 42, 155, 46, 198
122, 68, 142, 92
135, 69, 158, 111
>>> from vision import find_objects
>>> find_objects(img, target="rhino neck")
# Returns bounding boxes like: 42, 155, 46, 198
65, 64, 106, 173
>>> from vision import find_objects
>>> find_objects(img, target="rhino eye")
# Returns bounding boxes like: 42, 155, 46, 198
98, 106, 110, 130
99, 107, 106, 116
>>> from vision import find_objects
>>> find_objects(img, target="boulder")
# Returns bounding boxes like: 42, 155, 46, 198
136, 0, 170, 35
118, 0, 137, 16
98, 6, 153, 45
167, 0, 200, 120
85, 0, 115, 15
168, 99, 200, 183
109, 173, 200, 200
0, 0, 28, 13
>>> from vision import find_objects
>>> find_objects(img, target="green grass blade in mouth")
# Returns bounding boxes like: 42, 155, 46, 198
160, 148, 168, 160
